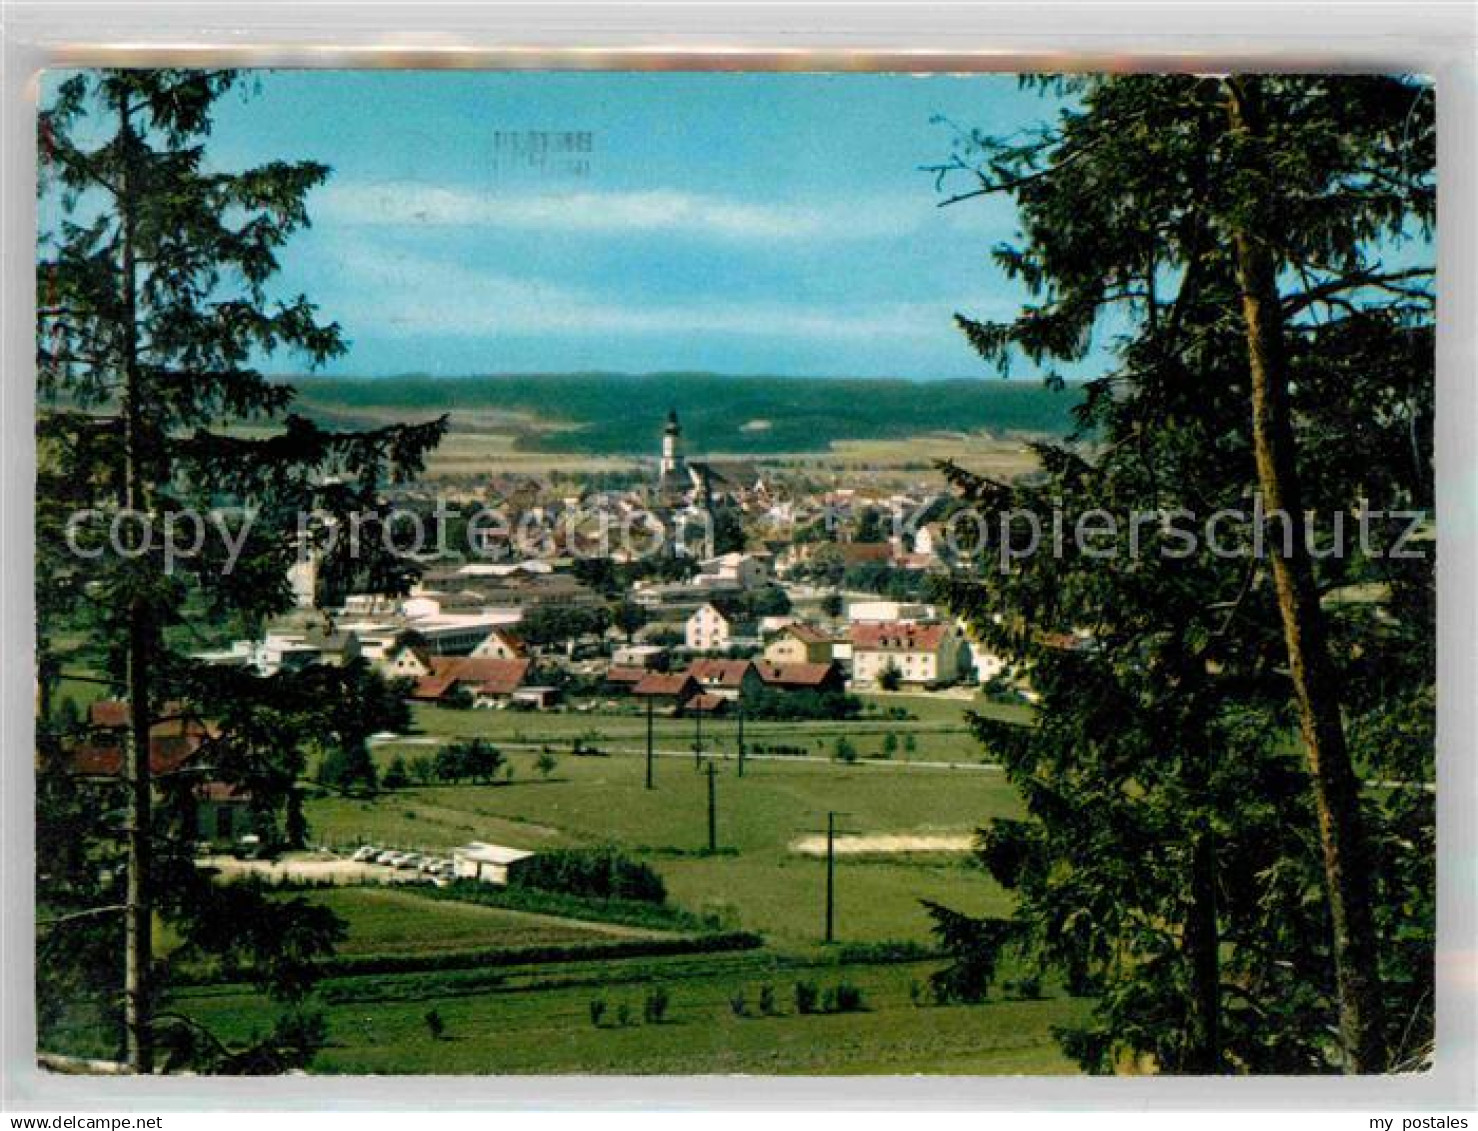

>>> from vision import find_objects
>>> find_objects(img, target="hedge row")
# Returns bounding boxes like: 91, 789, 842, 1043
422, 880, 715, 933
308, 930, 764, 979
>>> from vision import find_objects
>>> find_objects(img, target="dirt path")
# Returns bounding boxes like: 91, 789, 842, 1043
788, 832, 976, 856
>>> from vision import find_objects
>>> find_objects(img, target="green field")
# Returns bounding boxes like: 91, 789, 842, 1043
373, 692, 1029, 767
296, 887, 664, 956
158, 687, 1074, 1073
173, 949, 1085, 1074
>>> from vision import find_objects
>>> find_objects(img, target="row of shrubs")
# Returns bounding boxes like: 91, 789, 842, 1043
588, 986, 670, 1028
177, 929, 763, 986
425, 879, 717, 933
508, 846, 667, 904
908, 974, 1043, 1006
584, 979, 867, 1029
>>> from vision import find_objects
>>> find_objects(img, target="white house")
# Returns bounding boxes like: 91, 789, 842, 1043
685, 602, 757, 653
847, 599, 936, 624
964, 637, 1007, 684
469, 628, 527, 661
612, 642, 667, 668
849, 621, 967, 688
686, 603, 733, 652
698, 551, 773, 590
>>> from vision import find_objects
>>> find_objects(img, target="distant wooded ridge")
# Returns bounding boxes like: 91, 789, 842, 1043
284, 372, 1080, 455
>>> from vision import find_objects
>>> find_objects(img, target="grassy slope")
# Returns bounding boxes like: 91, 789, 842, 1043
299, 887, 657, 956
306, 723, 1023, 950
184, 684, 1061, 1072
174, 952, 1086, 1074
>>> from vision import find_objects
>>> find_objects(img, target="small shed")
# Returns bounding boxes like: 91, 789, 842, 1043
451, 842, 536, 885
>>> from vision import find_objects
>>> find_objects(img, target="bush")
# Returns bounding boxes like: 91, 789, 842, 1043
834, 981, 865, 1013
833, 737, 858, 764
424, 1007, 446, 1040
794, 980, 819, 1015
589, 998, 607, 1027
509, 846, 667, 904
383, 756, 411, 790
908, 979, 923, 1006
643, 986, 670, 1024
729, 989, 748, 1017
757, 984, 777, 1016
615, 1002, 634, 1027
1009, 974, 1044, 1000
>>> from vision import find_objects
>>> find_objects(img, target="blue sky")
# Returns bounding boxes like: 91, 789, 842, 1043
55, 70, 1071, 379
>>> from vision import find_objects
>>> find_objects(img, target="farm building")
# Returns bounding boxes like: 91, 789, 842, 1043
452, 842, 536, 885
753, 660, 847, 695
409, 657, 532, 704
631, 671, 702, 710
686, 658, 764, 700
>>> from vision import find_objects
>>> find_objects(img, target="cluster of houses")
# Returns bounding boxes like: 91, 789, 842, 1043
177, 410, 1005, 713
46, 410, 1032, 865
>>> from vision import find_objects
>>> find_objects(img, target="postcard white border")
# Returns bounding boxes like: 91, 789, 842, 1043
3, 0, 1474, 1113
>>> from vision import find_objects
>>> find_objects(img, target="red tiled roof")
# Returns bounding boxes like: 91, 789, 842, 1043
775, 623, 832, 645
685, 692, 728, 714
195, 781, 252, 803
604, 666, 647, 685
65, 739, 197, 778
88, 700, 129, 729
850, 622, 950, 653
754, 661, 842, 689
414, 657, 530, 699
837, 542, 893, 566
633, 672, 701, 698
687, 659, 755, 688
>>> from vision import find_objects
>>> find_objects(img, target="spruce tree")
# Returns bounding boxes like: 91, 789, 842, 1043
36, 69, 446, 1072
929, 74, 1433, 1072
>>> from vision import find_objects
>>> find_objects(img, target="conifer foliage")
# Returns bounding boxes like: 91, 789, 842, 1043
929, 75, 1434, 1073
36, 70, 447, 1073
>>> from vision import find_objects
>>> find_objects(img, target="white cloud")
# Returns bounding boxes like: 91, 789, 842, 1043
319, 181, 919, 242
328, 243, 954, 342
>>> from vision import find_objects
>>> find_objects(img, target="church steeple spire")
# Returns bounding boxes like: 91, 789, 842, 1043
659, 407, 685, 488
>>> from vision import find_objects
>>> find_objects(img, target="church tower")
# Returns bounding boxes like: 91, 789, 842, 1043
659, 407, 686, 490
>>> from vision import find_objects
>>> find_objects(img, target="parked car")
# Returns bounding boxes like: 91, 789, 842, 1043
394, 853, 423, 871
351, 846, 380, 863
375, 850, 401, 865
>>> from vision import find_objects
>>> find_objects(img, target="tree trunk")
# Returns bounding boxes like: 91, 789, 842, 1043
118, 90, 154, 1076
1183, 825, 1222, 1072
1224, 77, 1385, 1073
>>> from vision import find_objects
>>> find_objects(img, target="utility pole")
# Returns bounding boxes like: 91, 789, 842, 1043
808, 810, 853, 945
736, 697, 746, 778
693, 700, 704, 769
645, 695, 655, 790
705, 759, 718, 853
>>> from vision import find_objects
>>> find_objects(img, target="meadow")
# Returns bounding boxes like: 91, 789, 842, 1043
157, 688, 1074, 1074
173, 947, 1087, 1074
